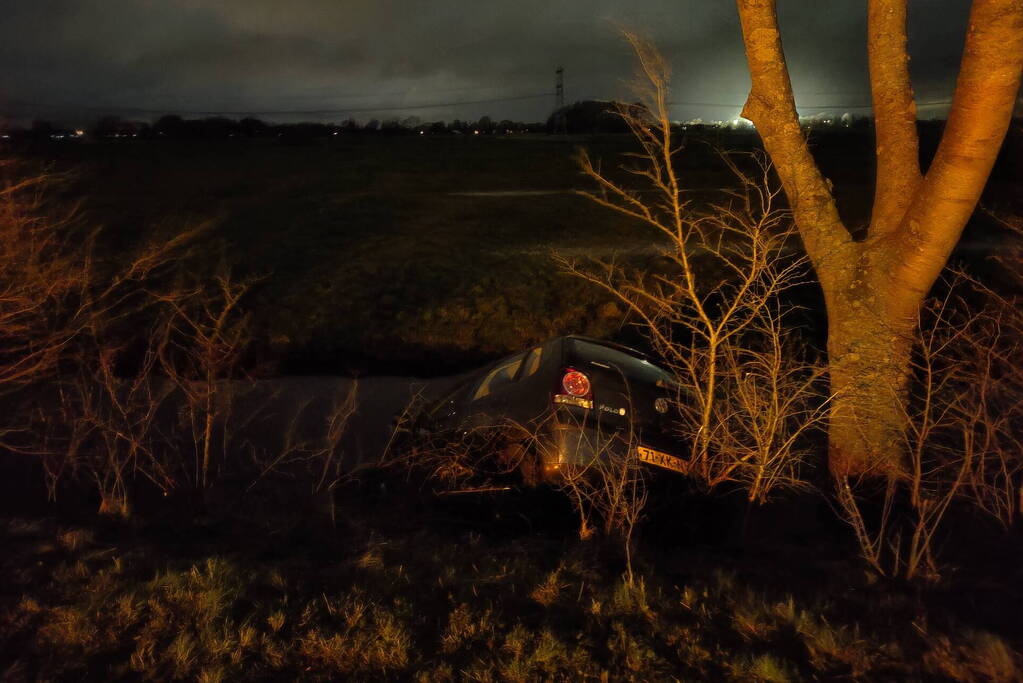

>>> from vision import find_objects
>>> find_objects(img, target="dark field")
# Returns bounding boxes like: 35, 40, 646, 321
21, 130, 884, 374
39, 134, 667, 375
3, 128, 1022, 680
23, 126, 1019, 376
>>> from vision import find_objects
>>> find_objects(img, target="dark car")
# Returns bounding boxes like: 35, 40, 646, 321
416, 336, 689, 483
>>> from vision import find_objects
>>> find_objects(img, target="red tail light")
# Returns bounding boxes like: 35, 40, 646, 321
561, 369, 591, 397
554, 368, 593, 408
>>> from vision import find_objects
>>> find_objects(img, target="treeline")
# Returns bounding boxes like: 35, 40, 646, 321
4, 114, 554, 143
6, 100, 955, 145
3, 99, 694, 143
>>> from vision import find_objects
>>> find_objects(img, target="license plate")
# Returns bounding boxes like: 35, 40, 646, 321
636, 446, 687, 474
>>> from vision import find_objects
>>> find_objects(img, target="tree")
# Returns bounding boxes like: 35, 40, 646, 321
239, 117, 269, 137
734, 0, 1023, 476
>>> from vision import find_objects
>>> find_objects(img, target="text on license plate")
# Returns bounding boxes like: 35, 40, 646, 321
636, 446, 687, 474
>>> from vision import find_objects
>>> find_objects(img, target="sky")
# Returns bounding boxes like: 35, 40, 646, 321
0, 0, 990, 127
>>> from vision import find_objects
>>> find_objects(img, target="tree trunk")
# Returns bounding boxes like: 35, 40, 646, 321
826, 287, 917, 477
824, 246, 924, 477
736, 0, 1023, 476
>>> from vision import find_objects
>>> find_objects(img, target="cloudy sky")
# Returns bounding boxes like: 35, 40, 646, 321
0, 0, 981, 126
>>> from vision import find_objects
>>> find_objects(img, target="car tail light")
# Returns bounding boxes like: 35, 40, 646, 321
554, 368, 593, 409
561, 369, 591, 397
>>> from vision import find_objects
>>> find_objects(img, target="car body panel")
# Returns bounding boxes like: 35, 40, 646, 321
419, 336, 687, 481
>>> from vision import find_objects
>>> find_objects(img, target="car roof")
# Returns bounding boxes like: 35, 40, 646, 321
461, 336, 654, 379
561, 335, 654, 362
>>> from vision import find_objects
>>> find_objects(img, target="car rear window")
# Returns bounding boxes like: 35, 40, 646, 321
568, 340, 674, 387
522, 346, 543, 377
472, 354, 524, 400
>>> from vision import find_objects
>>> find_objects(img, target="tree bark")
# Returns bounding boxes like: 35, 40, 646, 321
736, 0, 1023, 476
825, 257, 917, 477
735, 0, 855, 295
887, 0, 1023, 298
867, 0, 921, 238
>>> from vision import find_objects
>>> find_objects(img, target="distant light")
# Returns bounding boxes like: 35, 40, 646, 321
419, 130, 425, 135
73, 129, 85, 137
333, 131, 338, 136
473, 129, 479, 135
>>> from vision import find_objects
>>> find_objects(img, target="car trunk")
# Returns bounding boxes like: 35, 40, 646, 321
564, 341, 684, 456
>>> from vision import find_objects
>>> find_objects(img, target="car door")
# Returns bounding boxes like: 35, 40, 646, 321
426, 377, 476, 433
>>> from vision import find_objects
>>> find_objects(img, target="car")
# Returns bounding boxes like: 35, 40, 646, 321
414, 336, 689, 484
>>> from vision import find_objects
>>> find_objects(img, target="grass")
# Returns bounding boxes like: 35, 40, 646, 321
2, 487, 1020, 681
17, 126, 1018, 376
28, 135, 667, 375
19, 132, 847, 376
4, 126, 1021, 679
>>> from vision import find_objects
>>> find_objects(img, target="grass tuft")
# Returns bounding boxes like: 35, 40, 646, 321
529, 567, 566, 607
925, 630, 1021, 682
733, 653, 797, 682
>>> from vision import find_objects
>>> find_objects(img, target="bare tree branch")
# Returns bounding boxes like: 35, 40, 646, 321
734, 0, 855, 286
886, 0, 1023, 304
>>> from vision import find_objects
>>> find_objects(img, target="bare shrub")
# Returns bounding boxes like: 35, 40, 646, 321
242, 381, 359, 523
398, 34, 829, 576
395, 418, 524, 495
551, 420, 648, 584
835, 266, 1023, 579
523, 384, 649, 584
705, 309, 827, 503
964, 211, 1023, 528
2, 159, 362, 516
54, 337, 177, 516
1, 159, 204, 510
0, 163, 86, 399
154, 270, 258, 499
563, 34, 826, 502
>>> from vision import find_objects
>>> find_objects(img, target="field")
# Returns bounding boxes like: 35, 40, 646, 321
3, 484, 1021, 681
3, 127, 1022, 680
34, 134, 655, 375
24, 126, 1017, 376
25, 130, 882, 374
